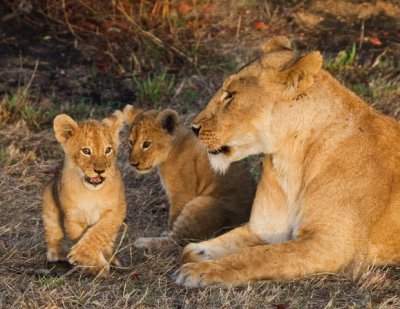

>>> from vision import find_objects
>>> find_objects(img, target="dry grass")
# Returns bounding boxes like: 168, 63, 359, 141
1, 0, 400, 308
1, 106, 400, 309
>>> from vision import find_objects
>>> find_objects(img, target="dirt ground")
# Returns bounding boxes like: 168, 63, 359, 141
1, 0, 400, 308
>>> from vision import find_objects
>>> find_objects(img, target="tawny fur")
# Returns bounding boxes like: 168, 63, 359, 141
175, 36, 400, 287
123, 107, 256, 249
42, 112, 126, 276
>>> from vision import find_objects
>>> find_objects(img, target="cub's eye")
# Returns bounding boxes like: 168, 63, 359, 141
81, 148, 91, 155
142, 141, 152, 149
105, 147, 112, 154
128, 140, 133, 147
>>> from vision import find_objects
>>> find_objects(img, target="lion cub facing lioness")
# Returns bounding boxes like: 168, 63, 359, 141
42, 112, 126, 276
123, 106, 256, 249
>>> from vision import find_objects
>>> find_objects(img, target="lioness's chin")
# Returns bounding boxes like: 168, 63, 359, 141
208, 153, 233, 174
134, 167, 153, 175
208, 145, 251, 173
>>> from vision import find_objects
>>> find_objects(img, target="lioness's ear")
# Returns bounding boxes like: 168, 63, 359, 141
157, 109, 179, 134
122, 104, 141, 125
103, 110, 124, 143
261, 36, 292, 53
53, 114, 78, 144
279, 51, 323, 94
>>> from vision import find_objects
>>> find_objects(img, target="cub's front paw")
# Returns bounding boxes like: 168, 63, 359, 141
160, 230, 171, 237
180, 242, 214, 265
134, 237, 171, 250
68, 245, 109, 276
109, 255, 121, 267
174, 261, 228, 288
46, 245, 68, 262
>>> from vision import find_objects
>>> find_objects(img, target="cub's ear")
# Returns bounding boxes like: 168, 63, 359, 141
261, 36, 292, 53
53, 114, 78, 144
156, 109, 179, 134
279, 51, 323, 95
103, 110, 125, 143
122, 104, 141, 125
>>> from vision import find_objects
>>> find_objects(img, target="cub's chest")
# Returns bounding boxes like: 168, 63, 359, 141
70, 194, 110, 226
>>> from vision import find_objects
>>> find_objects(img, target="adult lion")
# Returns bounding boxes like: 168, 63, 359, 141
175, 36, 400, 287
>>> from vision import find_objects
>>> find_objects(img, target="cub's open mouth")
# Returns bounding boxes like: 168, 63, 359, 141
208, 145, 230, 155
85, 176, 105, 186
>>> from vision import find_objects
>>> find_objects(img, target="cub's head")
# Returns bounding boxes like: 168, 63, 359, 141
192, 36, 323, 172
53, 111, 124, 190
123, 105, 179, 174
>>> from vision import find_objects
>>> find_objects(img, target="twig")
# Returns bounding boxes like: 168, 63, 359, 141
371, 48, 387, 69
359, 19, 365, 49
110, 222, 128, 266
115, 4, 195, 66
236, 15, 242, 40
23, 59, 39, 96
61, 0, 82, 40
104, 51, 126, 75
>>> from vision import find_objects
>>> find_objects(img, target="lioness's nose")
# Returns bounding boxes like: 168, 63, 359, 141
192, 123, 201, 136
94, 169, 105, 174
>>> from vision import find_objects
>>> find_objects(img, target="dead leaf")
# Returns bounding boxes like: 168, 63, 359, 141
272, 304, 289, 309
178, 4, 191, 13
253, 22, 268, 30
129, 272, 141, 280
368, 37, 383, 46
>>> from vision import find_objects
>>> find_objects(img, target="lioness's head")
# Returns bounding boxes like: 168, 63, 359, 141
192, 36, 323, 172
53, 112, 124, 190
123, 105, 180, 174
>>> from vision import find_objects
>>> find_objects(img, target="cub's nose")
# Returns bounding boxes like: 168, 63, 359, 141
94, 169, 105, 175
191, 123, 201, 136
130, 162, 139, 167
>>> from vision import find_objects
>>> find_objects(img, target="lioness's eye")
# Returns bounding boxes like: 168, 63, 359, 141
128, 140, 133, 147
142, 141, 151, 149
105, 147, 112, 154
224, 92, 235, 101
82, 148, 91, 155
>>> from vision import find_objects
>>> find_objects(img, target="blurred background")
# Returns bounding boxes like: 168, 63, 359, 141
1, 0, 399, 129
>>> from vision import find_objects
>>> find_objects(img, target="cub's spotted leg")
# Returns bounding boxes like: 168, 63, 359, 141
67, 210, 123, 276
180, 224, 262, 264
176, 232, 352, 287
42, 184, 68, 262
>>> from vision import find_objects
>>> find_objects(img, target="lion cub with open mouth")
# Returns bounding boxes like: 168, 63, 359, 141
42, 111, 126, 276
123, 106, 256, 249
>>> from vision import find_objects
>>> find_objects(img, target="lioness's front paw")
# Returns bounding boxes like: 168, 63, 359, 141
180, 242, 214, 265
174, 261, 228, 288
68, 246, 109, 276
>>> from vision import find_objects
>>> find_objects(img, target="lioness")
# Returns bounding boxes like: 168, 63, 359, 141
175, 36, 400, 287
42, 112, 126, 276
123, 106, 256, 249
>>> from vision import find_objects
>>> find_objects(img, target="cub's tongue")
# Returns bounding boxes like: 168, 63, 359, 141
90, 176, 102, 184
